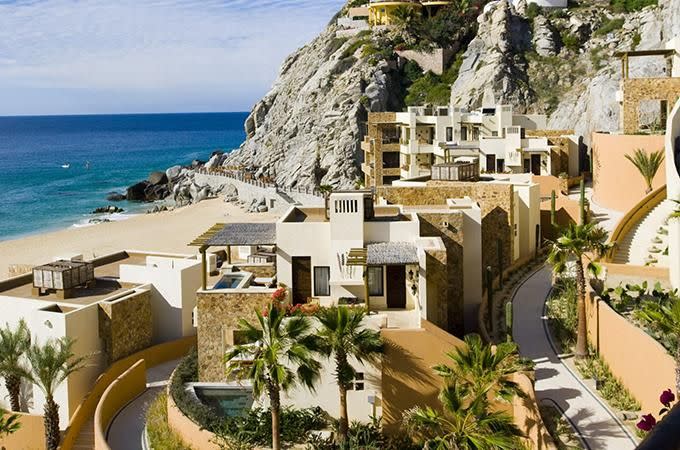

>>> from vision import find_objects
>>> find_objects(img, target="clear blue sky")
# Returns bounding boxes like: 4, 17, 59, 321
0, 0, 345, 116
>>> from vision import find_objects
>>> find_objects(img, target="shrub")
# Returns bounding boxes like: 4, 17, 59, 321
560, 31, 581, 52
146, 391, 192, 450
304, 417, 418, 450
610, 0, 657, 12
575, 354, 641, 411
594, 18, 625, 36
526, 3, 543, 21
546, 277, 578, 352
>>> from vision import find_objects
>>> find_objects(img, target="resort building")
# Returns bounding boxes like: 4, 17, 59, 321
362, 105, 580, 188
367, 0, 454, 26
0, 251, 203, 429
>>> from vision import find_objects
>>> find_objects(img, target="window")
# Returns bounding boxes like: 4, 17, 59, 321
367, 266, 383, 296
313, 267, 330, 296
348, 372, 365, 391
446, 127, 453, 141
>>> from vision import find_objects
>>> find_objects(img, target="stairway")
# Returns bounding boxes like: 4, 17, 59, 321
71, 417, 95, 449
612, 199, 675, 267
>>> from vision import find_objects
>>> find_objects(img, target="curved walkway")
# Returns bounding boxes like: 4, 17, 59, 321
106, 359, 180, 450
512, 267, 637, 450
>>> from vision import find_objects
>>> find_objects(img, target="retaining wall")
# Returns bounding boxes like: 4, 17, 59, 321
0, 411, 46, 450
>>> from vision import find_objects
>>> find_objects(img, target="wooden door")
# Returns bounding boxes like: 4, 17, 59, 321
531, 154, 542, 176
486, 155, 496, 173
292, 257, 311, 305
386, 265, 406, 309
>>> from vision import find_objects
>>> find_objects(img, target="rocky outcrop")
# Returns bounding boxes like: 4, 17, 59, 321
221, 24, 403, 189
92, 205, 124, 214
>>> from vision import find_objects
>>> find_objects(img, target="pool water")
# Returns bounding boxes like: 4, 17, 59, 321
213, 274, 244, 289
194, 386, 254, 417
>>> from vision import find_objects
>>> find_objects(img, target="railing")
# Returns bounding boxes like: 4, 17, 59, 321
195, 167, 322, 198
606, 185, 667, 262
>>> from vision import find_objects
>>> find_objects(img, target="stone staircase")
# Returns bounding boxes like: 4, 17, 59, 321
612, 199, 674, 267
71, 418, 95, 450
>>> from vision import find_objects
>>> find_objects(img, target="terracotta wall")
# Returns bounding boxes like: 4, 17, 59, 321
586, 292, 676, 416
94, 360, 146, 450
59, 335, 197, 450
0, 412, 46, 450
166, 384, 220, 450
591, 133, 666, 212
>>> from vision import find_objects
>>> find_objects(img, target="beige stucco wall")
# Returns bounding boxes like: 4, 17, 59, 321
592, 133, 666, 212
586, 292, 676, 417
0, 412, 46, 450
196, 290, 275, 382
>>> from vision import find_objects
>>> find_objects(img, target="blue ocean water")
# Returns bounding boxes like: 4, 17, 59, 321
0, 112, 248, 241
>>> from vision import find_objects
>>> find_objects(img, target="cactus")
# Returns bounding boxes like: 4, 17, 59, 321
579, 179, 587, 225
505, 301, 513, 342
550, 190, 556, 226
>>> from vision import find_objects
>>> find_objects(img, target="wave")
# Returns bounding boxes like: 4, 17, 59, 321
71, 212, 139, 229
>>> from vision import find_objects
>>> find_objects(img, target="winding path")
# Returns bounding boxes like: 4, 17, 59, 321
512, 266, 637, 450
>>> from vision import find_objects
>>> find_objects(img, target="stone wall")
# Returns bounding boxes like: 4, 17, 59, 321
396, 48, 456, 76
232, 263, 276, 278
98, 290, 153, 364
622, 78, 680, 133
196, 290, 275, 382
364, 112, 397, 188
419, 213, 464, 334
377, 182, 514, 272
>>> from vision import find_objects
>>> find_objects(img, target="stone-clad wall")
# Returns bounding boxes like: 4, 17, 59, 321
98, 290, 153, 364
419, 213, 464, 334
377, 182, 513, 272
197, 290, 274, 382
365, 112, 397, 187
233, 263, 276, 278
623, 78, 680, 133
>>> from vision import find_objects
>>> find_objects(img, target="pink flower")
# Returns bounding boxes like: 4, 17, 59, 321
636, 414, 657, 432
660, 389, 676, 407
271, 287, 287, 303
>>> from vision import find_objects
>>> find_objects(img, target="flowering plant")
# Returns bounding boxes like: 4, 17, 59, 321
637, 388, 676, 433
271, 287, 287, 303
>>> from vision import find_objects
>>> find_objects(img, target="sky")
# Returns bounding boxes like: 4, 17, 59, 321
0, 0, 346, 116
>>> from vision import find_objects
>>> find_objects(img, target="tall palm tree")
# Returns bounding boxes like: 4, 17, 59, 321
0, 409, 21, 437
0, 320, 30, 412
315, 306, 383, 444
404, 381, 522, 450
636, 298, 680, 394
547, 223, 610, 358
433, 334, 525, 407
24, 337, 88, 450
225, 303, 321, 450
625, 148, 664, 194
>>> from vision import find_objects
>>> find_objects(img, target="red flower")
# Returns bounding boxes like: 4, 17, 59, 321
272, 287, 287, 303
660, 389, 676, 407
637, 414, 657, 432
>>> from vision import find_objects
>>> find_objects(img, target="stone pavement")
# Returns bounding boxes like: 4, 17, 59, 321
512, 266, 638, 450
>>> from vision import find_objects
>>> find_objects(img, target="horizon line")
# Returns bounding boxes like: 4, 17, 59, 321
0, 110, 251, 119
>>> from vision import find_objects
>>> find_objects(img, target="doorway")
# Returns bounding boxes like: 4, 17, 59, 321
531, 154, 542, 176
386, 266, 406, 308
292, 257, 311, 305
486, 155, 496, 173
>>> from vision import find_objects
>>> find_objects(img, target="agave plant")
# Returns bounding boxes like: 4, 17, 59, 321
624, 148, 664, 194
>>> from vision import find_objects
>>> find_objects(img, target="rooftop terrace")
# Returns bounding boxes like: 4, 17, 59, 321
282, 206, 411, 223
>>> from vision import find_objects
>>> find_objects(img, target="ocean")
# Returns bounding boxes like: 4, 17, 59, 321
0, 112, 248, 242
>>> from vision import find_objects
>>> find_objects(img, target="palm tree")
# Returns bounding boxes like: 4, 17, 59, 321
0, 320, 30, 412
319, 184, 333, 220
636, 299, 680, 394
625, 148, 664, 194
391, 5, 419, 32
433, 334, 525, 407
0, 409, 21, 437
315, 306, 383, 444
404, 381, 522, 450
225, 303, 321, 450
547, 223, 610, 358
24, 337, 88, 450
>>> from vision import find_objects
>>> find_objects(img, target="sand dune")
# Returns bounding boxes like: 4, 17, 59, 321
0, 199, 279, 280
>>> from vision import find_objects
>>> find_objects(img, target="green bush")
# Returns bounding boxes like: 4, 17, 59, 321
575, 355, 641, 411
526, 3, 543, 21
304, 417, 418, 450
594, 18, 625, 36
146, 391, 192, 450
560, 31, 581, 52
546, 277, 578, 352
610, 0, 657, 12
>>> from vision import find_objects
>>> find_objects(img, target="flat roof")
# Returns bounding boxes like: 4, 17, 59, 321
282, 206, 411, 223
0, 253, 146, 306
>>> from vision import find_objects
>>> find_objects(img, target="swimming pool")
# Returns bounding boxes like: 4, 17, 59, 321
212, 272, 251, 289
187, 383, 254, 417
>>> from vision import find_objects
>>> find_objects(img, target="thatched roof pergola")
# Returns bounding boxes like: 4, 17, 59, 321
366, 242, 418, 265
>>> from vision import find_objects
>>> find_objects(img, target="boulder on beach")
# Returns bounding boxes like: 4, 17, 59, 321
148, 171, 168, 186
166, 165, 182, 181
106, 192, 126, 202
126, 181, 151, 201
92, 205, 124, 214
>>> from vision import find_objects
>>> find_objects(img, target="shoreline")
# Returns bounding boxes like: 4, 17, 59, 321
0, 198, 278, 280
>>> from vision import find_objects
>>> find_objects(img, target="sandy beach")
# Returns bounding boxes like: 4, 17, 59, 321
0, 199, 279, 280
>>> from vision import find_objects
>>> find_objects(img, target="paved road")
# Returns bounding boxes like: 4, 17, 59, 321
107, 359, 180, 450
513, 267, 637, 450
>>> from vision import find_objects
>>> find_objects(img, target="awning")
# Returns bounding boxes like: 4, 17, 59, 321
189, 223, 277, 247
366, 242, 419, 265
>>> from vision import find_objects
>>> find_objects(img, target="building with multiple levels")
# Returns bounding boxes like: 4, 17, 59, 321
362, 105, 580, 188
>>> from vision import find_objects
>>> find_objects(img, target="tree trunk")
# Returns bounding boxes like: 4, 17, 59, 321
43, 396, 60, 450
675, 344, 680, 395
4, 374, 21, 412
575, 257, 589, 359
336, 352, 350, 445
268, 383, 281, 450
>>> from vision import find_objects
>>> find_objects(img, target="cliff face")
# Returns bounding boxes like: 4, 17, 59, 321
219, 0, 680, 189
222, 26, 403, 189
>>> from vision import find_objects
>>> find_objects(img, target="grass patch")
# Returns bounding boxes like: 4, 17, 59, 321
594, 18, 624, 36
146, 391, 192, 450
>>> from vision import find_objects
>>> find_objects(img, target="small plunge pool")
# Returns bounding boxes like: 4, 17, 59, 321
186, 383, 254, 417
